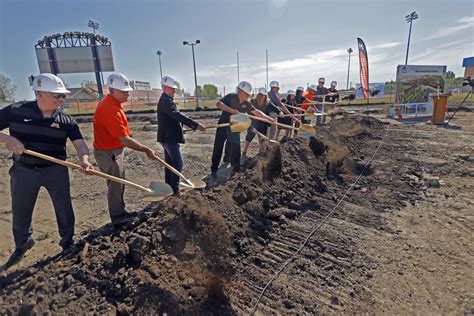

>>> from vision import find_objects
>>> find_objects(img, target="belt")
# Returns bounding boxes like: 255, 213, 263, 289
15, 161, 54, 169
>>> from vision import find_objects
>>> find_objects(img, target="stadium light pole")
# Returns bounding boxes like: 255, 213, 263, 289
88, 20, 99, 34
183, 40, 201, 110
156, 50, 163, 80
87, 20, 104, 87
346, 48, 353, 90
405, 11, 418, 66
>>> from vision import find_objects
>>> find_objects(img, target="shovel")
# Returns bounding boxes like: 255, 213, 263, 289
285, 104, 327, 116
183, 114, 251, 134
251, 127, 279, 144
246, 114, 316, 139
24, 150, 173, 202
152, 155, 206, 189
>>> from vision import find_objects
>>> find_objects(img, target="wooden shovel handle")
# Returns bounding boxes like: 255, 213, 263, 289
183, 123, 230, 133
24, 149, 152, 193
247, 115, 299, 131
152, 154, 193, 187
251, 127, 271, 142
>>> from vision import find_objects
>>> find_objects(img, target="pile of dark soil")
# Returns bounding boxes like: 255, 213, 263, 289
0, 115, 426, 314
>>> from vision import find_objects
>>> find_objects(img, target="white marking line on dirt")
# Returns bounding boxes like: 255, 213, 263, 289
387, 129, 474, 136
250, 126, 390, 315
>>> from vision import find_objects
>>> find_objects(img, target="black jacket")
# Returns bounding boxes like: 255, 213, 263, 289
157, 93, 198, 144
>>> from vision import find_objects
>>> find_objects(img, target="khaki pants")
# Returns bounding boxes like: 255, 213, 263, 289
94, 148, 126, 221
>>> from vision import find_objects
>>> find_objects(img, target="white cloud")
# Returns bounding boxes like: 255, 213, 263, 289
423, 15, 474, 41
194, 42, 405, 89
457, 16, 474, 24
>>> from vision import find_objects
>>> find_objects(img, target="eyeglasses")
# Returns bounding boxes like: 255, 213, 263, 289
51, 93, 67, 99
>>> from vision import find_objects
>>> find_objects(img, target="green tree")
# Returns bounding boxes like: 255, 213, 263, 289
81, 79, 95, 87
175, 81, 183, 95
202, 84, 219, 99
194, 85, 203, 98
0, 74, 17, 101
446, 71, 455, 79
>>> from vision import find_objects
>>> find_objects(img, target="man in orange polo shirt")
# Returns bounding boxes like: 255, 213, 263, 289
301, 85, 317, 124
93, 72, 156, 224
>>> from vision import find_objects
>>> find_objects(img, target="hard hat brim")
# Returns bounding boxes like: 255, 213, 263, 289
115, 86, 134, 92
163, 83, 178, 89
34, 87, 71, 94
237, 87, 251, 95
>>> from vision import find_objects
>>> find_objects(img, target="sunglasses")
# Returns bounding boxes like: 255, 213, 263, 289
51, 93, 67, 99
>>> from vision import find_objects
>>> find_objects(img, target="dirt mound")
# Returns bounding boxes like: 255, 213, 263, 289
0, 115, 426, 314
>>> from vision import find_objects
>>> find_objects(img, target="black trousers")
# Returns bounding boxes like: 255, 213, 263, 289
9, 163, 75, 250
211, 126, 240, 172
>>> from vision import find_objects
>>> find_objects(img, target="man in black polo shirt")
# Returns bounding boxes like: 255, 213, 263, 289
210, 81, 274, 180
157, 75, 205, 196
0, 73, 93, 271
325, 81, 340, 103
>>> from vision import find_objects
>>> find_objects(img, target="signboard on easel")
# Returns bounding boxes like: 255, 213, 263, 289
395, 65, 447, 103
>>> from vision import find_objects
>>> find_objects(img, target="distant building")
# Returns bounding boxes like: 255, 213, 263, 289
463, 57, 474, 78
64, 81, 163, 110
0, 100, 13, 109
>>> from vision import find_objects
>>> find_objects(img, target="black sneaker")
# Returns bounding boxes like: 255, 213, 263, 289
0, 238, 35, 272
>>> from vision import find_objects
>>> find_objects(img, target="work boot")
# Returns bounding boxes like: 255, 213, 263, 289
111, 210, 137, 229
0, 238, 35, 272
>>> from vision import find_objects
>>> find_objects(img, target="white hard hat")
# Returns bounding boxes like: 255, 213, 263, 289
269, 80, 279, 88
318, 77, 325, 83
107, 72, 134, 91
296, 86, 305, 92
331, 81, 337, 86
309, 85, 318, 91
161, 75, 178, 89
32, 74, 70, 94
287, 90, 296, 95
258, 87, 268, 95
236, 81, 252, 95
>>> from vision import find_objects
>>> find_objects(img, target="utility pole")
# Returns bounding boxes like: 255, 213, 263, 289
265, 49, 269, 89
237, 51, 240, 83
183, 40, 201, 110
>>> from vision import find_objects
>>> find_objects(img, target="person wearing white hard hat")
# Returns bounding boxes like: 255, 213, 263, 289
325, 81, 340, 103
93, 72, 157, 225
314, 77, 331, 125
0, 73, 94, 271
157, 76, 205, 196
242, 87, 279, 157
267, 80, 300, 140
276, 90, 297, 141
294, 86, 309, 123
210, 81, 273, 181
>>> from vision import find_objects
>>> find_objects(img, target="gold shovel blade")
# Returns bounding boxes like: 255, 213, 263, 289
230, 114, 252, 133
179, 176, 207, 189
142, 182, 174, 202
297, 124, 316, 139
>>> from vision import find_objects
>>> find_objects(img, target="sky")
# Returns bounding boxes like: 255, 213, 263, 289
1, 0, 473, 101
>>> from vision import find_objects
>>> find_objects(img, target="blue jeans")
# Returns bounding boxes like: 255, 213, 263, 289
316, 104, 324, 125
160, 143, 184, 193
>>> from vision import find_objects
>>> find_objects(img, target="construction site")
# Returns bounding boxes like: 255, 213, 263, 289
0, 103, 473, 314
